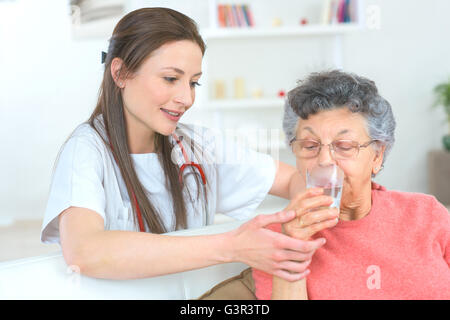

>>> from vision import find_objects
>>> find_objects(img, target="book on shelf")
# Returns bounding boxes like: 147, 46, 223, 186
217, 3, 254, 28
321, 0, 359, 24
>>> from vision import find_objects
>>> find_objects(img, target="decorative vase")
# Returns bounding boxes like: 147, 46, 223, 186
443, 134, 450, 151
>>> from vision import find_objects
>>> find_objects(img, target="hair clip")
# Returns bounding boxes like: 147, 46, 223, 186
101, 51, 107, 64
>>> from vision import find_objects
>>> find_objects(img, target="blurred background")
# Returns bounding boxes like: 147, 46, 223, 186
1, 0, 449, 262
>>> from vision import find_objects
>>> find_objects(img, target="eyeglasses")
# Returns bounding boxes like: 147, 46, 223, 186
289, 138, 378, 160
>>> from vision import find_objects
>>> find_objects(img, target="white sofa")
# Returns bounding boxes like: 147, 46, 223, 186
0, 219, 249, 300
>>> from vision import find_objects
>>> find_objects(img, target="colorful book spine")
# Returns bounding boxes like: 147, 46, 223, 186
242, 4, 251, 26
344, 0, 351, 22
217, 3, 254, 28
324, 0, 358, 24
321, 0, 331, 25
349, 0, 358, 23
236, 5, 246, 27
330, 0, 339, 24
231, 5, 240, 27
243, 4, 254, 26
337, 0, 345, 23
217, 4, 226, 27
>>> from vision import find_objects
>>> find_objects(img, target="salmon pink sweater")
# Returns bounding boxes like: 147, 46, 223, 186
252, 183, 450, 300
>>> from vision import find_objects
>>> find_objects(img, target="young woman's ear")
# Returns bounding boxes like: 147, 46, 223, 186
110, 57, 126, 88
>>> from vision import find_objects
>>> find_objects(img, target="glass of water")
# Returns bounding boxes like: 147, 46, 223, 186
306, 165, 344, 210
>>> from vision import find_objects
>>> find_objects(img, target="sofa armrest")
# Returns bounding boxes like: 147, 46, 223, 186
428, 150, 450, 206
0, 220, 249, 300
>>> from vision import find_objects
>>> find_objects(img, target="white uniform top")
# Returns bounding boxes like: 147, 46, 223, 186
41, 116, 276, 244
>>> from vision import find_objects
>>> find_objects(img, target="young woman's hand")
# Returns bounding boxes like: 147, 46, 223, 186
282, 188, 339, 241
227, 211, 326, 282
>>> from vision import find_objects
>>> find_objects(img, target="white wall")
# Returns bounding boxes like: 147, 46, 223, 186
0, 0, 106, 222
0, 0, 449, 221
343, 0, 450, 191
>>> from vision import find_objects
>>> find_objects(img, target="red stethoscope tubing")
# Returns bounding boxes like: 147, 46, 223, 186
109, 133, 206, 232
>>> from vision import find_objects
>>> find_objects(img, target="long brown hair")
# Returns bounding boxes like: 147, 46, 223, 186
89, 7, 206, 233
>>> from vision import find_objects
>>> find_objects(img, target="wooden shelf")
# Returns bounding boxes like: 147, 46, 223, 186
207, 98, 285, 109
201, 23, 363, 40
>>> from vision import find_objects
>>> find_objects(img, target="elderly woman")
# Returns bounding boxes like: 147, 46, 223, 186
252, 70, 450, 300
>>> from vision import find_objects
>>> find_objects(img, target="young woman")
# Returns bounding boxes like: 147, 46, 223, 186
40, 8, 335, 281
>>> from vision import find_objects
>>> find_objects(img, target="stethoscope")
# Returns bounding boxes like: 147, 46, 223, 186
109, 132, 208, 232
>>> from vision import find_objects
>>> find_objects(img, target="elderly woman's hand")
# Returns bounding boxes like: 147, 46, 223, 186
282, 188, 339, 241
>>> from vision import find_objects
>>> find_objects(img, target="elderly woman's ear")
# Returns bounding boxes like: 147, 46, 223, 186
372, 144, 386, 175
